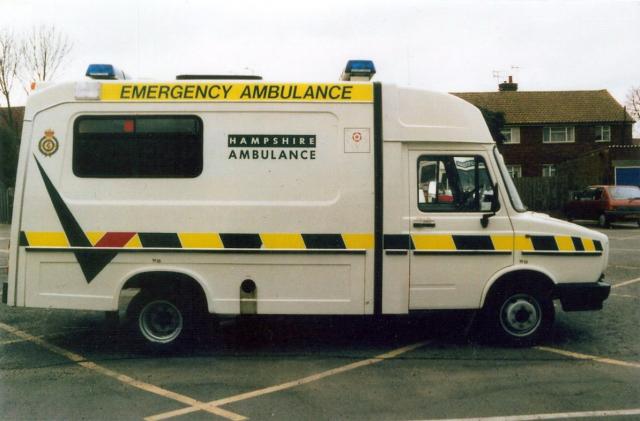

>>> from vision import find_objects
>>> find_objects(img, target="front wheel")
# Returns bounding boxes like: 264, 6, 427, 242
483, 285, 555, 346
598, 213, 610, 228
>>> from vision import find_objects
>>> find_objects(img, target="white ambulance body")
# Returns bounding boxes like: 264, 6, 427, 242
4, 62, 610, 348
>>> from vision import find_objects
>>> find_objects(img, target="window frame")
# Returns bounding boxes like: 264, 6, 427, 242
542, 164, 556, 177
595, 125, 611, 143
500, 126, 520, 144
416, 154, 497, 214
72, 114, 204, 179
543, 126, 575, 144
505, 164, 522, 179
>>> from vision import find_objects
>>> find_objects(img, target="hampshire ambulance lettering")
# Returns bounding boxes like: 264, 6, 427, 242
228, 135, 316, 160
100, 83, 373, 102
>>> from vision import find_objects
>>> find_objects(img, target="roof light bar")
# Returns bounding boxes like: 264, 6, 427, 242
85, 64, 127, 80
341, 60, 376, 81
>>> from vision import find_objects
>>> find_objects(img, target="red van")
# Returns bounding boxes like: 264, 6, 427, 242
564, 185, 640, 227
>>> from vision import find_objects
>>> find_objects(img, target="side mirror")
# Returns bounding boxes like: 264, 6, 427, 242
481, 183, 500, 228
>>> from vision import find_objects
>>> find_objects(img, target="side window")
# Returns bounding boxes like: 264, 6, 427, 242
417, 155, 494, 213
581, 189, 596, 200
594, 188, 604, 200
73, 115, 203, 178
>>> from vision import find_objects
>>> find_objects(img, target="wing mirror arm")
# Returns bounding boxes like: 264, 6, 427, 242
481, 183, 500, 229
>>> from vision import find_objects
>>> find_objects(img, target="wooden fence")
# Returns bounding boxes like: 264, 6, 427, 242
513, 171, 602, 213
0, 182, 13, 224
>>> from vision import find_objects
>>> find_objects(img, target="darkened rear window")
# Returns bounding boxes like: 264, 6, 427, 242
73, 115, 203, 178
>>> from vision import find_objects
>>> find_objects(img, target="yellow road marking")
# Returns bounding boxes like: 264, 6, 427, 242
535, 346, 640, 369
0, 322, 246, 421
145, 340, 429, 421
0, 329, 91, 346
612, 277, 640, 289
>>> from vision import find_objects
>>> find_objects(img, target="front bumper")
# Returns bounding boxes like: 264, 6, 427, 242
555, 275, 611, 311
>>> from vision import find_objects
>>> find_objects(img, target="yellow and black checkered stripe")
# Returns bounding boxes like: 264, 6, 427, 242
20, 231, 601, 255
383, 234, 602, 255
20, 231, 374, 251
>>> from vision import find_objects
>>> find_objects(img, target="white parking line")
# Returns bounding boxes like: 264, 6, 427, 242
607, 264, 640, 270
611, 293, 639, 299
0, 321, 247, 421
413, 408, 640, 421
145, 340, 430, 421
612, 277, 640, 289
535, 346, 640, 369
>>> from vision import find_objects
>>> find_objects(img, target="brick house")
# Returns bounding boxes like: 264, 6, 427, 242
453, 80, 639, 185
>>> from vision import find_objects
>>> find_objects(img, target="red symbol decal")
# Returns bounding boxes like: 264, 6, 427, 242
352, 132, 362, 143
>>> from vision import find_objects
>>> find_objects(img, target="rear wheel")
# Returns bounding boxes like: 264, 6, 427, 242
483, 284, 555, 346
127, 291, 195, 351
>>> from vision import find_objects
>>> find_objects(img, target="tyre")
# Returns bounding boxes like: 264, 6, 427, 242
598, 213, 610, 228
127, 291, 194, 352
483, 284, 555, 347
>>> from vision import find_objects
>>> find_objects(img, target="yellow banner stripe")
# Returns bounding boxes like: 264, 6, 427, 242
85, 232, 106, 247
490, 235, 513, 251
178, 233, 224, 249
260, 233, 305, 249
25, 232, 69, 247
555, 236, 575, 252
582, 238, 596, 252
514, 235, 534, 251
342, 234, 374, 250
123, 234, 142, 249
100, 83, 373, 103
412, 234, 456, 250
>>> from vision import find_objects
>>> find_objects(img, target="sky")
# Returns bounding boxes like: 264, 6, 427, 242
0, 0, 638, 110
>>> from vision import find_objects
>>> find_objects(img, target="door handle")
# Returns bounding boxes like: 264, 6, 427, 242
413, 219, 436, 228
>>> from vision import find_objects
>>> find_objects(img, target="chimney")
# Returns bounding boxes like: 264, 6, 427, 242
499, 75, 518, 91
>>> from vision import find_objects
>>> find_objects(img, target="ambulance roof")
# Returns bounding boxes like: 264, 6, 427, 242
24, 80, 493, 144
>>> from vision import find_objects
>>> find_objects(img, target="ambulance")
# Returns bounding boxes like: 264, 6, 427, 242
3, 61, 611, 349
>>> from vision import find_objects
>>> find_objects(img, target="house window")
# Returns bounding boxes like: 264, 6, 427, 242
543, 126, 574, 143
500, 127, 520, 144
595, 125, 611, 142
542, 164, 556, 177
506, 165, 522, 179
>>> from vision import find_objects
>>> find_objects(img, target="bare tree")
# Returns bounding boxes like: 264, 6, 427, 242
626, 87, 640, 121
0, 30, 20, 130
21, 25, 73, 85
627, 87, 640, 137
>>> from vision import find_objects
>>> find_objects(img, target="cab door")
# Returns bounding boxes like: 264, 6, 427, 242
408, 150, 514, 309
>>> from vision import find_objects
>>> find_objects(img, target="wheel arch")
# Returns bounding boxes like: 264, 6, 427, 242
481, 265, 556, 308
116, 266, 213, 314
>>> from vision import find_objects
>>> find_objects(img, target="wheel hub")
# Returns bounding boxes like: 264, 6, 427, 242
139, 300, 183, 344
500, 294, 542, 337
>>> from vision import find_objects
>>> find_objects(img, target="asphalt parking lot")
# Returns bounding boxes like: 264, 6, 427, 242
1, 222, 639, 421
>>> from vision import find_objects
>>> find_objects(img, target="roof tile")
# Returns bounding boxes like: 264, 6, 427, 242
451, 90, 634, 124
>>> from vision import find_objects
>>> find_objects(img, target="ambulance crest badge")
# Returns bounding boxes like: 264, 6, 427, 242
39, 129, 59, 157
